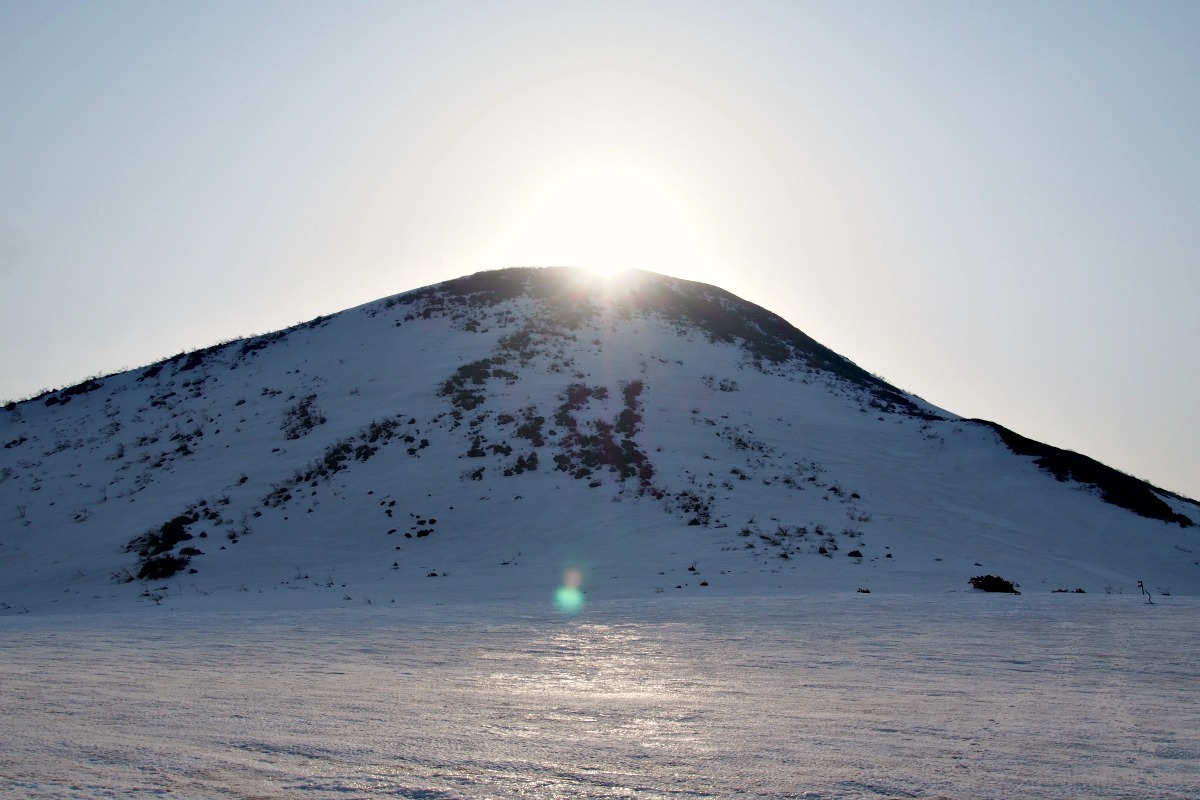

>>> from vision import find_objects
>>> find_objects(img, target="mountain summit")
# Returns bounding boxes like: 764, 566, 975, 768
2, 267, 1196, 612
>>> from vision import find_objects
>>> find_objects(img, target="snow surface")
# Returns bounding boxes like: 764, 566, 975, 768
2, 595, 1197, 800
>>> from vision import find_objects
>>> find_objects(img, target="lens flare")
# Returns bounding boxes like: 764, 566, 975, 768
554, 568, 585, 614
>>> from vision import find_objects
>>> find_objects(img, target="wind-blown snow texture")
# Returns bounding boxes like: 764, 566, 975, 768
1, 266, 1197, 613
2, 597, 1198, 800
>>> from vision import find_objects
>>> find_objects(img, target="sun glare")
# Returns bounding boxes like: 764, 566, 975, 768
580, 263, 633, 282
493, 161, 711, 280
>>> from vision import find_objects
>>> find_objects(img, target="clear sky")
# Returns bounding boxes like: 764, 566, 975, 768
2, 0, 1197, 499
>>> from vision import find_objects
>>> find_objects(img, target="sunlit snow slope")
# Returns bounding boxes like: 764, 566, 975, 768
1, 267, 1196, 612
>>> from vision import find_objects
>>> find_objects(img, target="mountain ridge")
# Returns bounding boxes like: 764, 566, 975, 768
2, 266, 1195, 612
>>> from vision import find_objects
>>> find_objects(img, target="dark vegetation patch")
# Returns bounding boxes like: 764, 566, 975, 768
145, 340, 237, 378
666, 490, 713, 526
403, 512, 440, 539
551, 379, 653, 486
166, 424, 204, 457
434, 269, 538, 307
503, 451, 539, 476
238, 329, 288, 357
737, 522, 867, 561
265, 415, 417, 507
969, 574, 1020, 594
126, 513, 199, 561
136, 553, 190, 581
438, 357, 519, 411
176, 350, 209, 372
42, 378, 104, 407
511, 406, 547, 447
973, 420, 1192, 526
123, 497, 236, 580
282, 394, 327, 439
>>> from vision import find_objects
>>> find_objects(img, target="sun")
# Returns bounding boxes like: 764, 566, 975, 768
490, 159, 713, 281
579, 262, 633, 282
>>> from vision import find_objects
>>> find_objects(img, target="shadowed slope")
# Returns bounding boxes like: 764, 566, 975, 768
971, 419, 1191, 526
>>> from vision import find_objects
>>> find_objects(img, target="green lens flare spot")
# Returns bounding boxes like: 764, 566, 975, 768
554, 585, 585, 614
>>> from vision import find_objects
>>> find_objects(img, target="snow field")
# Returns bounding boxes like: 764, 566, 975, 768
1, 594, 1197, 800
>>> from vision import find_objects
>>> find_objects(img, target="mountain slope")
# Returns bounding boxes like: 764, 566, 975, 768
2, 267, 1196, 613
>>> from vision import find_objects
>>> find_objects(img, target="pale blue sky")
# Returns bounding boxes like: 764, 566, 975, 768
2, 0, 1197, 498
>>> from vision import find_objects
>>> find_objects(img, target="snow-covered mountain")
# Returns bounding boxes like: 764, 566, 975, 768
2, 267, 1196, 613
